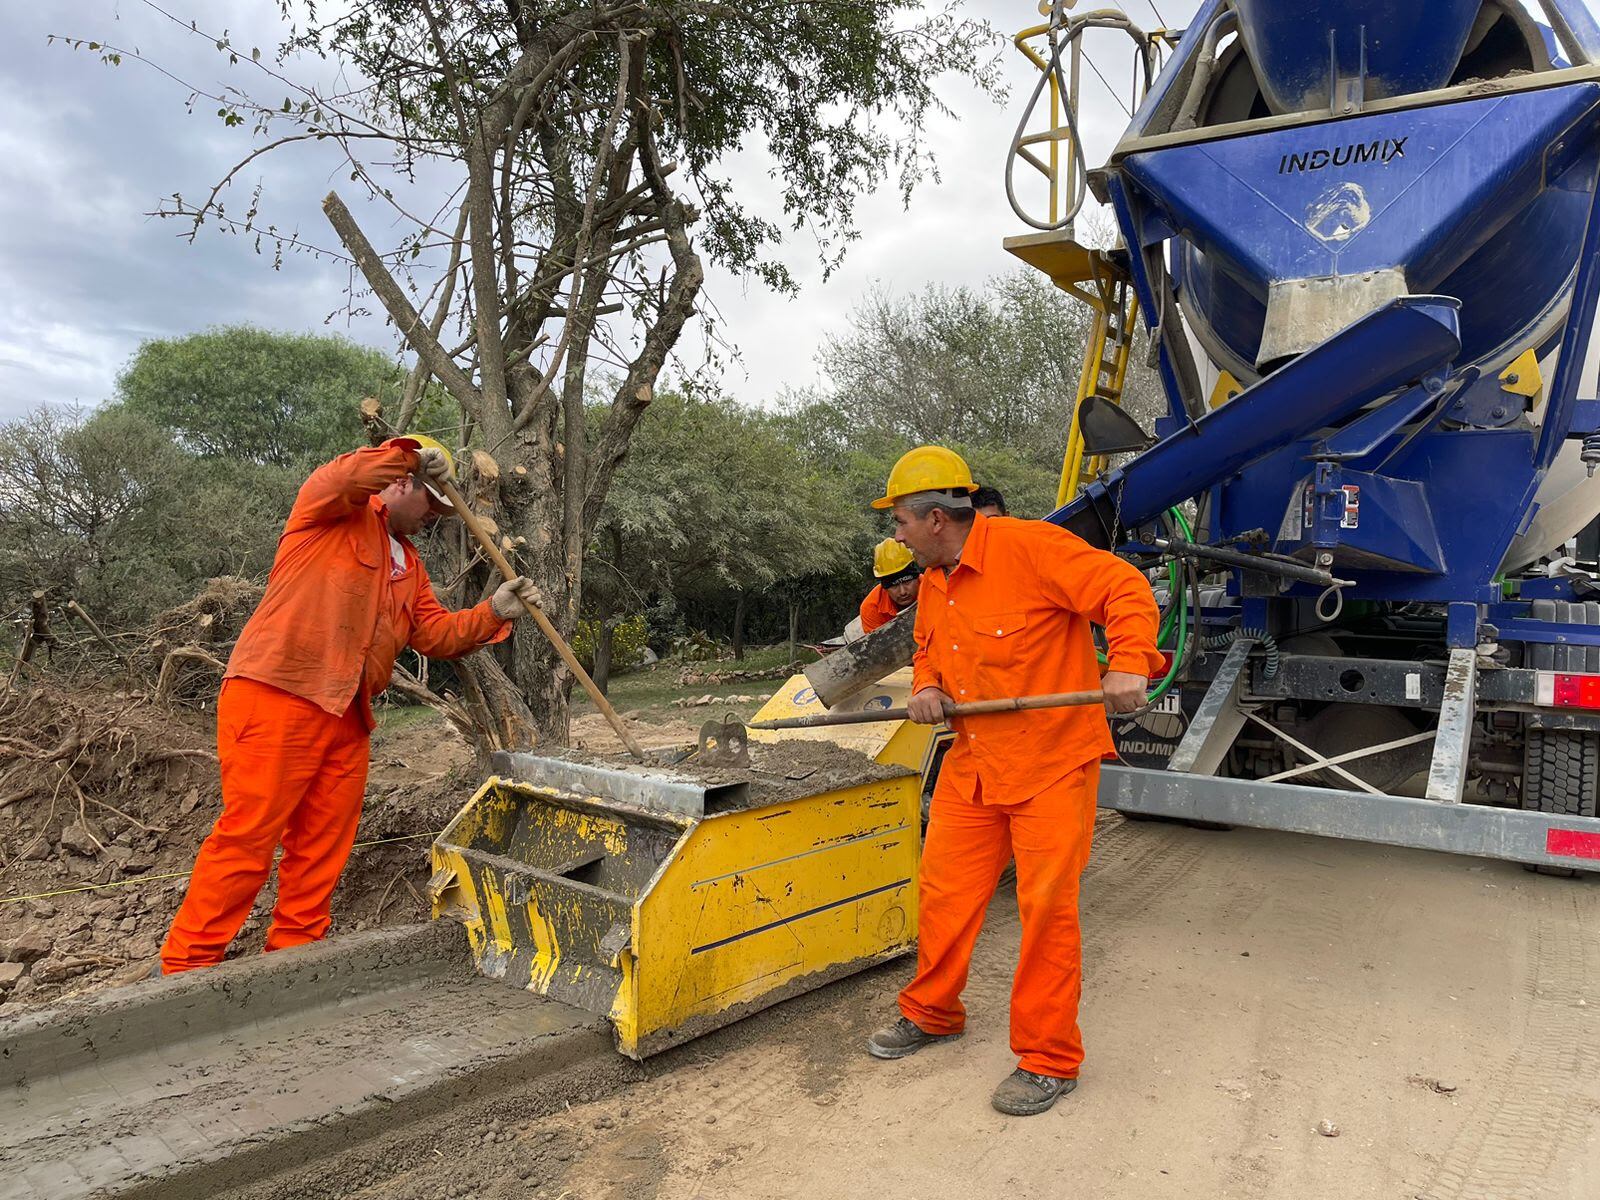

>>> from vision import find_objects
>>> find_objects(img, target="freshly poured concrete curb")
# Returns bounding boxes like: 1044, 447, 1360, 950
2, 922, 457, 1086
0, 922, 612, 1199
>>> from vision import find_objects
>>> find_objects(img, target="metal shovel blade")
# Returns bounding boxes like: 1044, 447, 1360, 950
697, 716, 751, 768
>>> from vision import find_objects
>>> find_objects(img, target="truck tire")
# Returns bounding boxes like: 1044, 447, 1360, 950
1521, 604, 1600, 875
1521, 728, 1599, 876
1522, 729, 1600, 817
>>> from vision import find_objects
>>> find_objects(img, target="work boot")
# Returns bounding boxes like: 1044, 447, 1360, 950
990, 1068, 1078, 1115
866, 1016, 962, 1060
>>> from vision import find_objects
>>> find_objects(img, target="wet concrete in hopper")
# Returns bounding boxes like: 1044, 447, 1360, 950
553, 738, 912, 808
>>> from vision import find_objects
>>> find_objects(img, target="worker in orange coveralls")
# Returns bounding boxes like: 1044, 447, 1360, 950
158, 435, 540, 975
859, 538, 922, 634
862, 445, 1161, 1116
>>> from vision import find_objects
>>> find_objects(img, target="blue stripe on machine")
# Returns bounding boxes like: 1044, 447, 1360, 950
689, 878, 912, 955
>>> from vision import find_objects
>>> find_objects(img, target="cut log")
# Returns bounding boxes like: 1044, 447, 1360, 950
804, 605, 916, 708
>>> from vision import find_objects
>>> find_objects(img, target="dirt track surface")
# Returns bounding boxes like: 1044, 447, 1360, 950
238, 813, 1600, 1200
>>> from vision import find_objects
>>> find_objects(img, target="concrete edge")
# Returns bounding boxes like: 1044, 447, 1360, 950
117, 1009, 615, 1200
0, 921, 467, 1089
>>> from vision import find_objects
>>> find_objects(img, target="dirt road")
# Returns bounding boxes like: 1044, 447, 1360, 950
231, 812, 1600, 1200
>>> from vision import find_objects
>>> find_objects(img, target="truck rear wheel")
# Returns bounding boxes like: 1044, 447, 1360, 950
1521, 728, 1600, 876
1520, 613, 1600, 875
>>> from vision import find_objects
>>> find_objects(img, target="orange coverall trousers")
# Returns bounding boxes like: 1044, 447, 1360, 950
161, 677, 370, 972
898, 760, 1100, 1079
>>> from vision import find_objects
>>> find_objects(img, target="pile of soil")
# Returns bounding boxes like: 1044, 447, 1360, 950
0, 684, 475, 1009
696, 738, 911, 806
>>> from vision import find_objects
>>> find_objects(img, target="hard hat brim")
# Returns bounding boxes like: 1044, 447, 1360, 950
422, 481, 455, 512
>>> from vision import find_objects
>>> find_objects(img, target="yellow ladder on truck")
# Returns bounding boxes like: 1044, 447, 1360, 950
1005, 13, 1169, 509
1058, 274, 1139, 506
1002, 232, 1142, 507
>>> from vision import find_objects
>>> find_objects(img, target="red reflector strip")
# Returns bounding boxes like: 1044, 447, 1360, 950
1549, 673, 1600, 709
1546, 828, 1600, 861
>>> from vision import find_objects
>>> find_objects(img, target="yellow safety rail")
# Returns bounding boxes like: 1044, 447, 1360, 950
1005, 8, 1160, 507
1011, 19, 1080, 227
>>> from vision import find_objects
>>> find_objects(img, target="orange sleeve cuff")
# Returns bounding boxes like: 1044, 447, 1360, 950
381, 437, 422, 472
1106, 649, 1165, 677
478, 601, 513, 647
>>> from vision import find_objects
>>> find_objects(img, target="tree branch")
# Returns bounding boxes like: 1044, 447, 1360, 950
322, 190, 484, 421
512, 32, 635, 434
583, 114, 704, 536
421, 0, 512, 435
397, 198, 471, 433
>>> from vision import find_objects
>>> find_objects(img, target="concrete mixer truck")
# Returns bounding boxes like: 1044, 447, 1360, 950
797, 0, 1600, 874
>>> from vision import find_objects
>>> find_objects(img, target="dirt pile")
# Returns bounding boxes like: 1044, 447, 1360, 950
0, 683, 221, 1003
0, 685, 475, 1009
549, 736, 909, 808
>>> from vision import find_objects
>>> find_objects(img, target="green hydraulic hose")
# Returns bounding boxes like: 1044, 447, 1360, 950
1098, 508, 1195, 705
1144, 575, 1187, 704
1144, 506, 1196, 704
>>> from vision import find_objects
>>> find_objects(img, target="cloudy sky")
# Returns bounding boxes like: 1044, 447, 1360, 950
0, 0, 1195, 422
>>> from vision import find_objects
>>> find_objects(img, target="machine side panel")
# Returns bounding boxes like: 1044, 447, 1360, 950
627, 776, 920, 1056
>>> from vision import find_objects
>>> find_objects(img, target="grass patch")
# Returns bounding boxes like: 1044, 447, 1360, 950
572, 645, 821, 723
371, 701, 445, 743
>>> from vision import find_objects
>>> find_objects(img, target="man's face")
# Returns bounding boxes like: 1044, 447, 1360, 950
892, 505, 942, 567
382, 475, 438, 536
886, 574, 921, 608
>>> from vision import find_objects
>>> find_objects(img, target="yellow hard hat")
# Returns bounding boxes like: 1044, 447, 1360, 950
872, 538, 916, 579
870, 445, 978, 510
393, 432, 456, 510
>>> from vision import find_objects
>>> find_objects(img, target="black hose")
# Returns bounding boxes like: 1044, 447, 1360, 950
1005, 8, 1154, 232
1204, 626, 1280, 679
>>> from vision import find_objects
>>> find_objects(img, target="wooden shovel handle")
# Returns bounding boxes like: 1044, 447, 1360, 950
748, 690, 1105, 730
436, 476, 648, 763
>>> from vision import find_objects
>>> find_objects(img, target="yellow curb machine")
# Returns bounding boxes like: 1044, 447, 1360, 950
430, 667, 944, 1058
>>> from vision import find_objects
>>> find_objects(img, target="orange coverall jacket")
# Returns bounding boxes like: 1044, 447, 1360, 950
858, 584, 903, 634
911, 513, 1163, 805
225, 441, 509, 725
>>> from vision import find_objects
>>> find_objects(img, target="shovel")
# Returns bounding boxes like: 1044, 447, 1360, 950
746, 689, 1105, 731
696, 714, 752, 768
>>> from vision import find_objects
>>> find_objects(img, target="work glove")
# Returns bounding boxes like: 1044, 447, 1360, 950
491, 577, 543, 620
414, 446, 451, 484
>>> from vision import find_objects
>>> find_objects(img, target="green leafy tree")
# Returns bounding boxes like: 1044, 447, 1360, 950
116, 326, 414, 468
784, 271, 1167, 501
0, 406, 291, 636
587, 391, 863, 685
